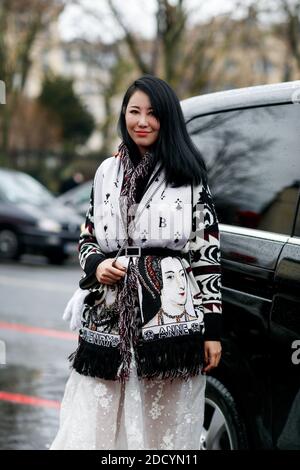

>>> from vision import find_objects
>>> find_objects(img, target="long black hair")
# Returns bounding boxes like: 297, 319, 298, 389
117, 75, 207, 187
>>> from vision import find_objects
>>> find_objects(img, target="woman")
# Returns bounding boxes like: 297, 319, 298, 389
51, 75, 222, 450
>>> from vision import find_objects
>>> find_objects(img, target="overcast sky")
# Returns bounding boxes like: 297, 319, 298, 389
59, 0, 244, 43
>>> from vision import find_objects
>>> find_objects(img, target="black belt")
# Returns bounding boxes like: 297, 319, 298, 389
105, 247, 190, 261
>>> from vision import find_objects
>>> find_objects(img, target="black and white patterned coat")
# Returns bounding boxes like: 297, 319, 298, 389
79, 156, 222, 340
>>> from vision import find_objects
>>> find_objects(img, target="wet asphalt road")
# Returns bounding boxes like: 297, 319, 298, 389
0, 255, 81, 450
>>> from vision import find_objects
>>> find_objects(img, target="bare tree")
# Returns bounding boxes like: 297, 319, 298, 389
108, 0, 237, 95
10, 95, 62, 154
276, 0, 300, 77
96, 44, 133, 155
0, 0, 65, 166
65, 0, 297, 154
247, 0, 300, 79
68, 0, 235, 98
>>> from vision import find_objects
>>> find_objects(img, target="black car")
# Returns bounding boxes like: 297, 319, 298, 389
56, 179, 92, 220
0, 169, 82, 264
181, 80, 300, 449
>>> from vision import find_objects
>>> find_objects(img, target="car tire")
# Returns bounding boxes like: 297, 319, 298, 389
0, 229, 22, 260
200, 376, 249, 450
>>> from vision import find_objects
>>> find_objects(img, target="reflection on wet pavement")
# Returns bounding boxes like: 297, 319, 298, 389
0, 258, 80, 450
0, 365, 68, 449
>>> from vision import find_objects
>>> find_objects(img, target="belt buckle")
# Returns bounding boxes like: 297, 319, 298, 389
125, 246, 141, 257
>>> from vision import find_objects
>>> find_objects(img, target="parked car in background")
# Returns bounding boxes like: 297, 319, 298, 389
0, 169, 82, 264
56, 179, 92, 220
181, 80, 300, 449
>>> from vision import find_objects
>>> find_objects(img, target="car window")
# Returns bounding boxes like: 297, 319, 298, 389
187, 103, 300, 235
0, 171, 54, 206
59, 181, 91, 206
73, 184, 91, 205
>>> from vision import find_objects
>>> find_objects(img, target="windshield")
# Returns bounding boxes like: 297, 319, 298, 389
61, 181, 92, 205
0, 171, 54, 206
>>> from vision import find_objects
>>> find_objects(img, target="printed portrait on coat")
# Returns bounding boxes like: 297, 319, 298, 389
137, 256, 203, 340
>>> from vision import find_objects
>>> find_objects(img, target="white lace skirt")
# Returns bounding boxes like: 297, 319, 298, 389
50, 359, 206, 450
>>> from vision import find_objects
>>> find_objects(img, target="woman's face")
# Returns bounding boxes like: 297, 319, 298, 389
160, 257, 187, 308
125, 90, 160, 155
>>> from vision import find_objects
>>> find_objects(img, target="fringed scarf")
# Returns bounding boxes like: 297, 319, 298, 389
70, 142, 205, 382
116, 142, 157, 380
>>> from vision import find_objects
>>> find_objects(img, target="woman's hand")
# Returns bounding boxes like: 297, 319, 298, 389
96, 259, 126, 285
202, 341, 222, 374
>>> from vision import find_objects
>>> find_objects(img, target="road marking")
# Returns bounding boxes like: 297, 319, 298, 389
0, 391, 60, 409
0, 275, 76, 293
0, 322, 77, 340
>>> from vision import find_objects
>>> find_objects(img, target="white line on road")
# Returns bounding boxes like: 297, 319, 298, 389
0, 275, 76, 293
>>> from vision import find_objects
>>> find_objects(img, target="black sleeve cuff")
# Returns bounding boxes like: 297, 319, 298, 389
204, 313, 222, 341
79, 253, 106, 290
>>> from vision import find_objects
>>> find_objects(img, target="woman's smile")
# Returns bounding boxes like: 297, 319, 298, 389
135, 130, 151, 136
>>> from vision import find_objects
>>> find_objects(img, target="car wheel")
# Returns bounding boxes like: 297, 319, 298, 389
0, 229, 21, 260
200, 376, 248, 450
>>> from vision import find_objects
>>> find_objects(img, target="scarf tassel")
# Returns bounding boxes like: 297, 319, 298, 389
69, 338, 121, 381
135, 334, 204, 380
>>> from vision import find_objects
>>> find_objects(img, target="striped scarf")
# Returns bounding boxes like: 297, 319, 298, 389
116, 142, 155, 380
